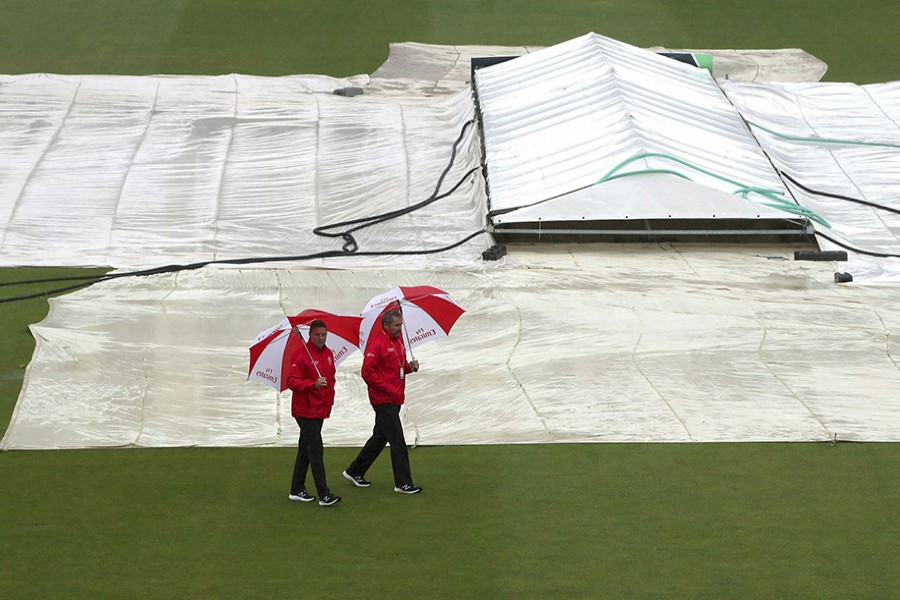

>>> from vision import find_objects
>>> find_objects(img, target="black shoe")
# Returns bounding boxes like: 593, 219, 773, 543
343, 470, 371, 488
318, 493, 342, 507
288, 489, 315, 502
394, 484, 422, 494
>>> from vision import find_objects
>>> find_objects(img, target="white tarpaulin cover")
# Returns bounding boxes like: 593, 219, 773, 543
722, 80, 900, 284
3, 35, 900, 450
0, 39, 831, 272
369, 41, 826, 96
474, 33, 793, 223
0, 73, 491, 269
3, 246, 900, 450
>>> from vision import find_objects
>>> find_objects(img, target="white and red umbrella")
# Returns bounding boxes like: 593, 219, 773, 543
288, 309, 363, 367
359, 285, 465, 355
248, 309, 363, 391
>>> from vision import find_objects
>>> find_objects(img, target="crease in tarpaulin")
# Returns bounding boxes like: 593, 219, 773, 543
872, 309, 900, 373
438, 46, 463, 96
210, 74, 240, 262
0, 79, 82, 252
630, 305, 694, 442
133, 270, 180, 448
312, 93, 323, 262
860, 85, 900, 135
109, 80, 160, 258
506, 300, 554, 441
751, 307, 832, 440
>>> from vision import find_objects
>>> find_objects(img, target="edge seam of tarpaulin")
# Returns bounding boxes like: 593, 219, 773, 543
750, 306, 833, 440
629, 312, 695, 442
505, 301, 555, 441
0, 321, 46, 450
130, 271, 183, 448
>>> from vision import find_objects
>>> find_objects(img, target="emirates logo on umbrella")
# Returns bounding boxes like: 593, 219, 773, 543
247, 310, 363, 391
359, 286, 465, 354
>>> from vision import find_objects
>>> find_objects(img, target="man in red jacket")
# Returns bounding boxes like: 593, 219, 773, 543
343, 309, 422, 494
286, 319, 341, 507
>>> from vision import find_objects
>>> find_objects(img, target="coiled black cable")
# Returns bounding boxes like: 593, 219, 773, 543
313, 119, 479, 252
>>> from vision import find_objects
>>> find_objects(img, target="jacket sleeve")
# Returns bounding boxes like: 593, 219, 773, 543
285, 356, 316, 392
361, 342, 390, 395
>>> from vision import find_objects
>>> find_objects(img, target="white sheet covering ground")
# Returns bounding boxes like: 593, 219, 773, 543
0, 73, 490, 269
4, 245, 899, 450
0, 38, 828, 275
368, 42, 826, 97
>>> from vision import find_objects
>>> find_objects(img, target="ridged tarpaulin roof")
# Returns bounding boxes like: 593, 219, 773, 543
474, 33, 794, 225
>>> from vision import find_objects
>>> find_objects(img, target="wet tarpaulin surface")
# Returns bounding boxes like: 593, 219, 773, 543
0, 73, 490, 270
4, 244, 899, 450
723, 80, 900, 283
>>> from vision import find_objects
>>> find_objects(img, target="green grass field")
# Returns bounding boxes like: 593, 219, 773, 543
1, 444, 898, 598
2, 0, 900, 83
3, 1, 900, 597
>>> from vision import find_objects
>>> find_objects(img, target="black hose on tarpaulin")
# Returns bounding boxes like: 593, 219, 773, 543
812, 231, 900, 259
779, 170, 900, 217
313, 119, 480, 253
0, 120, 487, 304
778, 170, 900, 259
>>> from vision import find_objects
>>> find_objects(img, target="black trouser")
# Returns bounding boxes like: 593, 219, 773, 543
346, 403, 412, 487
291, 417, 330, 497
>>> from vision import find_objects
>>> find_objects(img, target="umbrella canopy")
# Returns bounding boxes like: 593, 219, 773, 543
359, 285, 465, 353
248, 310, 362, 391
287, 309, 363, 366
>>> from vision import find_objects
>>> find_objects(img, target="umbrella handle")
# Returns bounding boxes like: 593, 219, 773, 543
295, 327, 323, 378
398, 304, 416, 362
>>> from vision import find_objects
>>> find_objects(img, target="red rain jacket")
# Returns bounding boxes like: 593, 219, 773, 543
361, 326, 412, 406
286, 341, 336, 419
